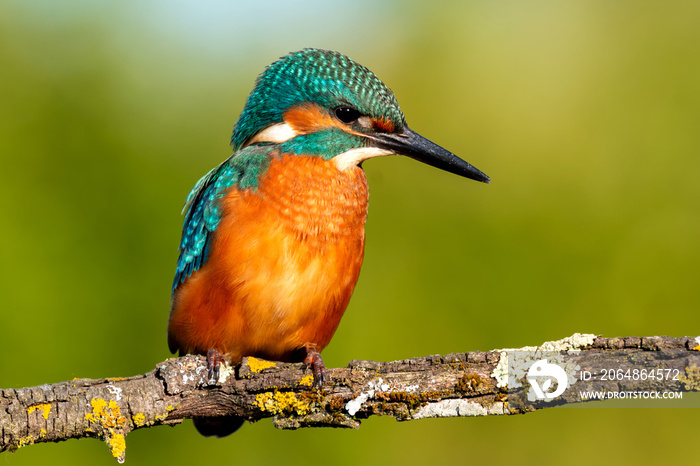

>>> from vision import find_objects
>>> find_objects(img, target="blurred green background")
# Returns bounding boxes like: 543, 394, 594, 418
2, 0, 699, 464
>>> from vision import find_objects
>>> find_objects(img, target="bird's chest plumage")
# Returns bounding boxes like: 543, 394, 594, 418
169, 154, 369, 361
254, 154, 369, 243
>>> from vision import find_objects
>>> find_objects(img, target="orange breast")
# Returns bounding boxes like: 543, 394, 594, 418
168, 154, 369, 363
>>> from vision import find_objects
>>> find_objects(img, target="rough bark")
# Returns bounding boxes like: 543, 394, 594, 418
2, 334, 699, 462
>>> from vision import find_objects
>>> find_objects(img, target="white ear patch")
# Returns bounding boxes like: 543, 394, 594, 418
245, 123, 298, 146
333, 147, 394, 171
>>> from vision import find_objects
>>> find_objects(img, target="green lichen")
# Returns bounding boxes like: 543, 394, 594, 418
328, 396, 345, 412
375, 389, 442, 412
455, 373, 485, 393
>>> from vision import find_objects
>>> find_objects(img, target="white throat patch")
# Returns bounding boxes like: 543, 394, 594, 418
332, 147, 394, 171
245, 123, 298, 146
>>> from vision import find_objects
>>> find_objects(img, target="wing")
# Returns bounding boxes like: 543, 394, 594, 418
172, 146, 274, 293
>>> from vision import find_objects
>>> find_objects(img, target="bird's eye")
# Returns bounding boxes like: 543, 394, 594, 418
334, 106, 362, 124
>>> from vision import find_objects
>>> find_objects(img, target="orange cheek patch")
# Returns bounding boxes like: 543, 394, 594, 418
283, 103, 368, 138
284, 103, 340, 134
372, 117, 395, 132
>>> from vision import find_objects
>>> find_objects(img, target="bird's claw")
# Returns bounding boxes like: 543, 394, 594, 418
304, 348, 326, 387
206, 348, 223, 383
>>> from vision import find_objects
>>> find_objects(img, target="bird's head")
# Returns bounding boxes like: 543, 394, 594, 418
231, 48, 489, 183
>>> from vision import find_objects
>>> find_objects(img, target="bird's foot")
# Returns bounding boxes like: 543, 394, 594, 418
303, 345, 326, 387
206, 348, 223, 383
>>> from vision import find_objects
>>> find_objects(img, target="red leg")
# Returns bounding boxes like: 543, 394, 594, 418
303, 345, 326, 387
206, 348, 223, 382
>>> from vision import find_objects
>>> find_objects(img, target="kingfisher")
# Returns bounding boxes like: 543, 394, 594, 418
167, 48, 489, 437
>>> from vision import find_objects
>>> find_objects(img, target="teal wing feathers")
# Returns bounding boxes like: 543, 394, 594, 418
172, 146, 274, 293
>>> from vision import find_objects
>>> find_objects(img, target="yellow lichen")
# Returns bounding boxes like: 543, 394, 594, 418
151, 404, 177, 422
85, 398, 106, 423
14, 427, 47, 449
27, 403, 51, 419
693, 345, 700, 351
84, 398, 127, 428
248, 357, 276, 373
84, 397, 128, 458
678, 363, 700, 391
132, 413, 146, 427
299, 375, 314, 387
108, 433, 126, 459
16, 435, 35, 448
255, 391, 310, 416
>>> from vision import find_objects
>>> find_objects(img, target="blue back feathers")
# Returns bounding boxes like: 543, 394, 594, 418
172, 146, 271, 292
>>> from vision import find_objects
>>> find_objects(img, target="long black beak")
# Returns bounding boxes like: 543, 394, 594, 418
368, 125, 490, 183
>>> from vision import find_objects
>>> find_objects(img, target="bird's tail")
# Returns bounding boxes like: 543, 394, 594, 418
193, 416, 245, 437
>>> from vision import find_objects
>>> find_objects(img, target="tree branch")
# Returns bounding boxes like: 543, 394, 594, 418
2, 334, 699, 462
